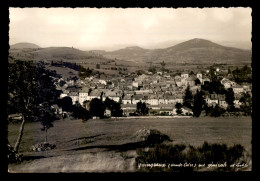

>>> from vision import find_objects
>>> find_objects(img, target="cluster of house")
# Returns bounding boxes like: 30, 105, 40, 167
53, 68, 251, 117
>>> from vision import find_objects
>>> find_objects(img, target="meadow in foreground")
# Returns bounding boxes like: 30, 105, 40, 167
8, 117, 251, 172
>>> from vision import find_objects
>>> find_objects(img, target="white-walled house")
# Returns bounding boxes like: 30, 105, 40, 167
242, 84, 252, 92
132, 81, 138, 88
175, 94, 183, 103
104, 109, 111, 117
60, 93, 68, 99
205, 94, 218, 105
196, 72, 203, 83
175, 80, 182, 87
221, 78, 237, 89
181, 72, 189, 79
232, 85, 244, 94
79, 87, 89, 105
233, 94, 243, 108
147, 95, 159, 105
135, 89, 153, 95
99, 79, 107, 85
218, 94, 228, 108
122, 95, 132, 104
102, 89, 121, 102
121, 104, 137, 116
79, 92, 88, 105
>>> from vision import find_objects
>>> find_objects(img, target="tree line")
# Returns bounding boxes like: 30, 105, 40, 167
51, 61, 93, 79
176, 84, 252, 117
58, 96, 123, 121
231, 65, 252, 83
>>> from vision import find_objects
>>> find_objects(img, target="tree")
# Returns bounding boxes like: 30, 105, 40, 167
136, 101, 149, 115
201, 80, 225, 94
83, 100, 88, 109
195, 78, 201, 85
71, 76, 78, 82
35, 103, 56, 143
228, 68, 231, 74
72, 103, 91, 121
209, 105, 226, 117
160, 61, 166, 71
175, 103, 183, 115
8, 60, 60, 152
209, 66, 217, 82
104, 97, 123, 117
225, 88, 235, 110
160, 61, 166, 67
204, 104, 212, 116
192, 90, 205, 117
60, 96, 73, 112
183, 85, 193, 109
148, 66, 157, 74
88, 88, 92, 95
231, 65, 252, 83
136, 70, 145, 75
79, 66, 93, 79
211, 80, 226, 94
89, 98, 105, 118
239, 92, 252, 116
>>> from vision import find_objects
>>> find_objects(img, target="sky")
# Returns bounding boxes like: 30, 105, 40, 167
9, 8, 252, 51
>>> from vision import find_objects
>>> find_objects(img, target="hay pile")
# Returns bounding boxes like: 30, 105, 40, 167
32, 143, 56, 152
133, 128, 172, 146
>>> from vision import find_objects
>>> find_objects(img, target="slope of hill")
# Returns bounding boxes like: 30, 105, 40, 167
10, 42, 41, 49
9, 46, 100, 61
103, 46, 153, 62
101, 38, 251, 64
30, 47, 94, 59
9, 39, 251, 65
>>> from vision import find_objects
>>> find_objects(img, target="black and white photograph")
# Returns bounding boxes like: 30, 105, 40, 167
7, 7, 252, 173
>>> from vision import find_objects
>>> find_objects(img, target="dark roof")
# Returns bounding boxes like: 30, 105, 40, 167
122, 95, 132, 100
121, 104, 136, 108
133, 94, 144, 100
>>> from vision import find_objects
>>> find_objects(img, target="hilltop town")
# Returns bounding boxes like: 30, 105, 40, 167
49, 61, 252, 118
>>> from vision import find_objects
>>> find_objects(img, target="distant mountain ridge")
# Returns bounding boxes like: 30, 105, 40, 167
100, 38, 251, 64
29, 47, 94, 59
9, 38, 251, 64
9, 45, 101, 61
10, 42, 41, 49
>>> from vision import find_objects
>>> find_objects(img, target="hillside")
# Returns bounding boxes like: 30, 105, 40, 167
29, 47, 94, 59
103, 46, 153, 62
9, 39, 251, 65
10, 42, 41, 49
9, 46, 101, 61
101, 38, 251, 64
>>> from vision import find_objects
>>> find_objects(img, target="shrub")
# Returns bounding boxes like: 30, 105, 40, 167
135, 142, 247, 172
136, 144, 191, 172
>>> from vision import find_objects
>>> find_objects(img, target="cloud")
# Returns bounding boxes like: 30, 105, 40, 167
9, 7, 251, 50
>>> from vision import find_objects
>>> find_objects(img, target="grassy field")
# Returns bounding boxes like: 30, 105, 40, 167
46, 65, 79, 80
8, 117, 251, 172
